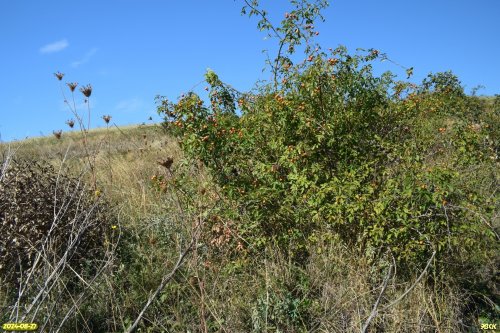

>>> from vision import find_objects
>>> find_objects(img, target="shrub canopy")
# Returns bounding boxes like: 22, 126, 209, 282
159, 47, 498, 286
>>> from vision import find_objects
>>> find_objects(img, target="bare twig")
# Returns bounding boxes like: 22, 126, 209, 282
124, 219, 203, 333
361, 262, 394, 333
360, 250, 435, 332
381, 251, 436, 312
443, 203, 452, 251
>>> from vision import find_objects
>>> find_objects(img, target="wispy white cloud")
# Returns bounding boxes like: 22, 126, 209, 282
40, 39, 69, 54
114, 98, 142, 112
71, 48, 98, 68
97, 68, 111, 76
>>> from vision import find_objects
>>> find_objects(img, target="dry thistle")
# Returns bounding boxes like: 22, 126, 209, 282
102, 115, 111, 124
80, 84, 92, 98
53, 130, 62, 139
67, 82, 78, 92
66, 119, 75, 128
54, 72, 64, 81
157, 157, 174, 170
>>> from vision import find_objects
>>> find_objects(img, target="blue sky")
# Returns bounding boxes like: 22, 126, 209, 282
0, 0, 498, 142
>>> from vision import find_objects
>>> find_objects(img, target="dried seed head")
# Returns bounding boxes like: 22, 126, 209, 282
66, 119, 75, 128
67, 82, 78, 92
80, 84, 92, 98
54, 72, 64, 81
157, 157, 174, 169
102, 115, 111, 124
53, 130, 62, 139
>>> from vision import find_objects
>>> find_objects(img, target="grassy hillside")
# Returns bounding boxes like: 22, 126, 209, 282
1, 89, 498, 332
0, 124, 195, 331
2, 124, 182, 221
2, 0, 499, 330
1, 27, 499, 333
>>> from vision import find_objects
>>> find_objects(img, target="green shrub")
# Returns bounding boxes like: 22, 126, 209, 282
154, 0, 499, 325
159, 46, 498, 302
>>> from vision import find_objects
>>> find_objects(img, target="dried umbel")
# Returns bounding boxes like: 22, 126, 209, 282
53, 130, 62, 139
102, 115, 112, 124
80, 84, 92, 98
54, 71, 64, 81
67, 82, 78, 92
66, 119, 75, 128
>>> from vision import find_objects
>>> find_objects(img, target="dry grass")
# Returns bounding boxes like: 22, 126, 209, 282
1, 123, 487, 332
2, 124, 183, 225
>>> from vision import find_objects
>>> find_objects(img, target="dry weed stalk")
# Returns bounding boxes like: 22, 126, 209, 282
55, 73, 101, 189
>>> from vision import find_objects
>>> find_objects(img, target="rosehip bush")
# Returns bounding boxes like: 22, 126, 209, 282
159, 46, 498, 297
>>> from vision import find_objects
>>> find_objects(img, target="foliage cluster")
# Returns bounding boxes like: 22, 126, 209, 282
159, 46, 499, 308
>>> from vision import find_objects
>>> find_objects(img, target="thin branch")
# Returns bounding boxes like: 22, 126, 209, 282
361, 262, 394, 333
243, 0, 282, 41
381, 250, 436, 312
124, 220, 203, 333
243, 0, 284, 89
448, 204, 499, 241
